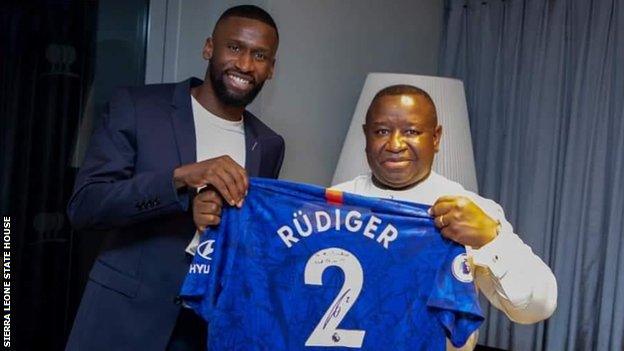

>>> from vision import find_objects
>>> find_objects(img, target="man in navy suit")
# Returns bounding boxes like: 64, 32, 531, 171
66, 5, 284, 350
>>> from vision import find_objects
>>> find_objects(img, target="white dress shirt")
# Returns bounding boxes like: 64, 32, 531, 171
332, 172, 558, 350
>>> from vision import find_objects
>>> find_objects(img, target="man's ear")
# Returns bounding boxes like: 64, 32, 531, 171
267, 57, 276, 80
202, 38, 214, 60
433, 125, 442, 153
362, 123, 370, 152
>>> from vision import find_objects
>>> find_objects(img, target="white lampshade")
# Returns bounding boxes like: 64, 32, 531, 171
332, 73, 478, 193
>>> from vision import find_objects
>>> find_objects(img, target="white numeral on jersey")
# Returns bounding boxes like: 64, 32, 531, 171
304, 248, 365, 348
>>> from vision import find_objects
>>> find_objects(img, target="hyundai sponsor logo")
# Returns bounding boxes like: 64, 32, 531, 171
197, 239, 215, 260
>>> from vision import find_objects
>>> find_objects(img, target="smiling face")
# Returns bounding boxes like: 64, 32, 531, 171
204, 16, 278, 107
364, 93, 442, 189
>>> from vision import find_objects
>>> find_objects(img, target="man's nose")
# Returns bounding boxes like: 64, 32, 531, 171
235, 51, 253, 72
387, 131, 406, 152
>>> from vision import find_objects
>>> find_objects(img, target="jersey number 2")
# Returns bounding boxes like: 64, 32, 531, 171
304, 248, 365, 348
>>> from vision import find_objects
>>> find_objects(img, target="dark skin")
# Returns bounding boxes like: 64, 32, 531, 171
193, 188, 223, 229
192, 16, 277, 121
172, 16, 278, 231
364, 94, 498, 248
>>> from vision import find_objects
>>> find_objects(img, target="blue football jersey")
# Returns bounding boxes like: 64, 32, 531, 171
181, 178, 483, 351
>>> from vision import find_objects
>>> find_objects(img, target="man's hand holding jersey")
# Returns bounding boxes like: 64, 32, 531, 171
430, 195, 499, 248
174, 155, 248, 206
173, 155, 248, 232
193, 189, 224, 232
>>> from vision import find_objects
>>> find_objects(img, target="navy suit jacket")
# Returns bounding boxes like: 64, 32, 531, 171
66, 78, 285, 350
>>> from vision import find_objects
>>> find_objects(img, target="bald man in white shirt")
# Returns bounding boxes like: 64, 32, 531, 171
332, 84, 557, 351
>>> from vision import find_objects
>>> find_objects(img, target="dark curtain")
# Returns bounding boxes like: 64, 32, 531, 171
440, 0, 624, 350
1, 1, 147, 349
1, 2, 97, 350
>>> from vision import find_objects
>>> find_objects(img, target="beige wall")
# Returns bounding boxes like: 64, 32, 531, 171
146, 0, 443, 186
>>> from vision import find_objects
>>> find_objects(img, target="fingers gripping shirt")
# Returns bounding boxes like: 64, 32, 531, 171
181, 178, 484, 351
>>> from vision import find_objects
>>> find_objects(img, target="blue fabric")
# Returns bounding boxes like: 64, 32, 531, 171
181, 178, 483, 350
440, 1, 624, 350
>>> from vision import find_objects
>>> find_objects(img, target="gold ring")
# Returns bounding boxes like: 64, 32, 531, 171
440, 215, 445, 227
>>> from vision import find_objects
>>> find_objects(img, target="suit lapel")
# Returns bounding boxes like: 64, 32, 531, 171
170, 78, 263, 175
244, 112, 262, 177
170, 78, 199, 165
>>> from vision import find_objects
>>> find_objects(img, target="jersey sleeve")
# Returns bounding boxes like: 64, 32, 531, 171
179, 209, 237, 322
426, 243, 485, 348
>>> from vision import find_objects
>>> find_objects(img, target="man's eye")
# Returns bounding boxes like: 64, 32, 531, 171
405, 129, 421, 136
228, 45, 240, 52
254, 52, 267, 61
375, 129, 390, 135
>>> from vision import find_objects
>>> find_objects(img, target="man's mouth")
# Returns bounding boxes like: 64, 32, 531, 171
382, 159, 412, 169
225, 72, 253, 90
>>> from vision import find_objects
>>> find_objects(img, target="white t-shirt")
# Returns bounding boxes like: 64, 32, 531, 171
186, 95, 246, 255
192, 95, 245, 167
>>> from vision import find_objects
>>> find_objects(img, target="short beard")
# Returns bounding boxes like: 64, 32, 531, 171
209, 65, 264, 108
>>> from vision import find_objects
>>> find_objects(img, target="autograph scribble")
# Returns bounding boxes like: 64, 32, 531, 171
322, 288, 352, 329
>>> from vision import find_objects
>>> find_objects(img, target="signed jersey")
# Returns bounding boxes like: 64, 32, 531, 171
181, 178, 483, 351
